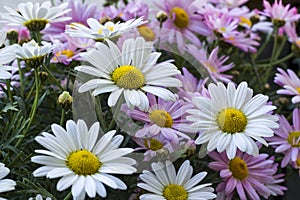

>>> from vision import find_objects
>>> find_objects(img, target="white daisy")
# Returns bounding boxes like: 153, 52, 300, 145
31, 119, 137, 200
0, 162, 16, 198
2, 1, 71, 31
75, 37, 182, 111
66, 17, 146, 41
187, 81, 279, 159
28, 194, 52, 200
137, 160, 216, 200
0, 30, 12, 80
15, 40, 53, 68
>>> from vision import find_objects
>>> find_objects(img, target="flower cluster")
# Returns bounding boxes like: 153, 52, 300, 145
0, 0, 299, 199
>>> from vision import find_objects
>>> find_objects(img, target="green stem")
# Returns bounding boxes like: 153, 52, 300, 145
42, 64, 64, 91
257, 33, 272, 57
271, 27, 279, 62
60, 108, 65, 126
240, 53, 294, 68
95, 96, 107, 131
6, 80, 13, 102
257, 53, 294, 68
250, 56, 263, 91
15, 67, 40, 148
63, 192, 72, 200
17, 59, 24, 97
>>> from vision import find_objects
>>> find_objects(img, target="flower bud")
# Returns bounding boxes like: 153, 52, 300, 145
58, 91, 73, 109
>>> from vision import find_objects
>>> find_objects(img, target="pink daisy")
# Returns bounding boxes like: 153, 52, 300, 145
261, 0, 300, 27
209, 150, 287, 199
274, 68, 300, 104
204, 12, 239, 39
154, 0, 212, 50
186, 45, 234, 83
42, 0, 98, 41
223, 31, 260, 53
176, 67, 210, 102
122, 93, 196, 143
132, 134, 191, 162
51, 35, 94, 65
267, 108, 300, 167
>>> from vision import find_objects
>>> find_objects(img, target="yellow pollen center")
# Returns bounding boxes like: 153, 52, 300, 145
23, 19, 49, 32
239, 16, 252, 27
67, 149, 101, 176
61, 49, 74, 58
204, 62, 217, 73
170, 7, 189, 28
98, 26, 114, 34
220, 27, 226, 33
296, 158, 300, 167
296, 87, 300, 94
229, 157, 248, 180
163, 184, 188, 200
287, 131, 300, 147
217, 108, 247, 134
111, 65, 145, 89
149, 110, 173, 128
138, 25, 156, 41
144, 138, 164, 151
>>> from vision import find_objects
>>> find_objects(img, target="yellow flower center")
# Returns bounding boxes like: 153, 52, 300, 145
144, 138, 164, 151
217, 108, 247, 134
66, 149, 101, 176
163, 184, 188, 200
61, 49, 74, 58
239, 16, 252, 27
149, 110, 173, 128
138, 25, 156, 41
170, 7, 189, 28
111, 65, 145, 89
229, 157, 248, 180
98, 25, 114, 34
204, 61, 217, 73
220, 27, 226, 33
296, 158, 300, 167
296, 87, 300, 94
23, 19, 49, 32
287, 131, 300, 147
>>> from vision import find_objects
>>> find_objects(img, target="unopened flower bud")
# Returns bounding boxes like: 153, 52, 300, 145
156, 11, 168, 23
38, 71, 48, 81
7, 30, 18, 45
278, 97, 289, 104
264, 83, 270, 90
58, 91, 73, 109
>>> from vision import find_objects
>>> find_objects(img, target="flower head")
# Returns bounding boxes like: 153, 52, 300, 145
154, 0, 212, 50
274, 68, 300, 104
14, 40, 53, 68
42, 0, 97, 41
0, 162, 16, 197
187, 81, 278, 159
2, 1, 71, 31
75, 37, 182, 111
123, 93, 195, 140
66, 17, 146, 41
261, 0, 300, 28
132, 134, 188, 162
186, 45, 234, 83
176, 67, 210, 102
31, 119, 136, 199
267, 108, 300, 167
138, 160, 216, 200
209, 150, 286, 199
